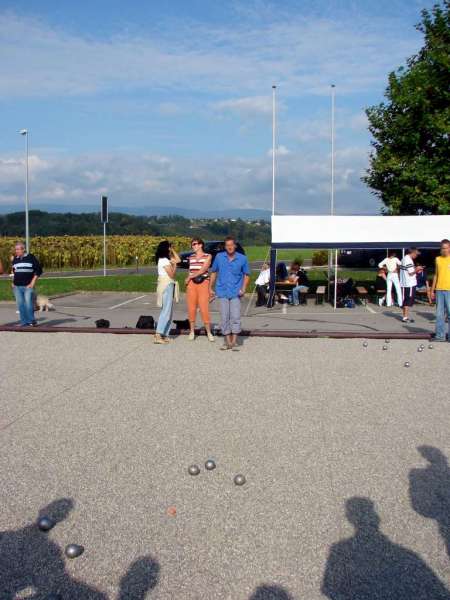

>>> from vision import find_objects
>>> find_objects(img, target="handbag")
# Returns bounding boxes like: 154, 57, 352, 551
192, 274, 208, 284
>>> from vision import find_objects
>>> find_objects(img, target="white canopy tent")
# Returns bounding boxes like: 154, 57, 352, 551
268, 215, 450, 309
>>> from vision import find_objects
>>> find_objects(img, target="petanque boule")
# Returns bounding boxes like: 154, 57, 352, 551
404, 361, 411, 368
385, 339, 390, 344
428, 344, 434, 349
205, 459, 216, 471
188, 464, 200, 476
65, 544, 84, 559
382, 345, 388, 351
37, 516, 55, 532
234, 474, 246, 486
363, 342, 368, 348
418, 346, 423, 352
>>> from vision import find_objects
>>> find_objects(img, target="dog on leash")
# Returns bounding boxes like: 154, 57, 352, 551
36, 294, 55, 312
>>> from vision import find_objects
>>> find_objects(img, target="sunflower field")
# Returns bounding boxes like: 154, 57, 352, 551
0, 236, 191, 270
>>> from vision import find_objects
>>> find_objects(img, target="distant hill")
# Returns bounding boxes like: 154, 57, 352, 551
0, 203, 272, 221
0, 210, 271, 244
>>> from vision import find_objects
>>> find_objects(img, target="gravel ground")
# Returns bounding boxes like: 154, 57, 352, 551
0, 332, 449, 599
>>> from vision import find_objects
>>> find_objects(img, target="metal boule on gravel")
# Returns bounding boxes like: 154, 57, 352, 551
37, 516, 55, 532
385, 339, 390, 343
65, 544, 84, 559
418, 347, 423, 352
188, 464, 200, 476
363, 342, 368, 348
382, 345, 388, 351
205, 459, 216, 471
404, 361, 411, 368
234, 474, 246, 486
428, 344, 434, 349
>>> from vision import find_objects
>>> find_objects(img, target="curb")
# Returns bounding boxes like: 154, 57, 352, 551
0, 325, 431, 340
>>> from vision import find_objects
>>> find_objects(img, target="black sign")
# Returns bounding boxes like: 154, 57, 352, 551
101, 196, 108, 223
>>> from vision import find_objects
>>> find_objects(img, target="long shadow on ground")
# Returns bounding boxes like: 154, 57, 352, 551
321, 497, 450, 600
0, 498, 159, 599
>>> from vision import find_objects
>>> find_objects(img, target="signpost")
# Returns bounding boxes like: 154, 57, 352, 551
101, 195, 108, 276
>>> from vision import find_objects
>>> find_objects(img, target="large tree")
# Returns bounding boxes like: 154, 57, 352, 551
364, 1, 450, 214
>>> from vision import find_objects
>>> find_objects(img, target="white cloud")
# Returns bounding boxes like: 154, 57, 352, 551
0, 146, 380, 215
214, 96, 274, 116
0, 10, 421, 99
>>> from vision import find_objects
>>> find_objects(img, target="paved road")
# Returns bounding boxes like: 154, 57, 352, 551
0, 332, 449, 599
0, 291, 438, 336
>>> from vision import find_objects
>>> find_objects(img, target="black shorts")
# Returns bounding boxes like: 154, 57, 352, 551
402, 286, 416, 307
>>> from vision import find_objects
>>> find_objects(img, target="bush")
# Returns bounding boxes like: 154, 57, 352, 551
293, 255, 304, 266
312, 250, 328, 266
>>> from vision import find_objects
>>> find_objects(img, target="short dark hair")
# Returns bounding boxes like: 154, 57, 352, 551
441, 239, 450, 245
407, 247, 419, 254
388, 249, 397, 257
155, 240, 171, 262
224, 235, 236, 243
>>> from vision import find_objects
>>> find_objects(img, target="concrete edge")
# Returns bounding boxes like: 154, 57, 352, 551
0, 325, 431, 340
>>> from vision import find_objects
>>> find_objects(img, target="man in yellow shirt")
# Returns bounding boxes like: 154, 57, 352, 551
431, 239, 450, 342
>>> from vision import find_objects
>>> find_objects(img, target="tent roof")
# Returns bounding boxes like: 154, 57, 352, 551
271, 215, 450, 249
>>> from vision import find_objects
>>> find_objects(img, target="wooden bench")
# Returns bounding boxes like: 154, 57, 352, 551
316, 285, 326, 304
356, 286, 369, 305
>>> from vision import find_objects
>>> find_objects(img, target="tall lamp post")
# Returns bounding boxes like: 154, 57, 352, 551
19, 129, 30, 253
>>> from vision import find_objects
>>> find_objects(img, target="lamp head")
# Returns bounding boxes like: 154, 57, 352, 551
19, 129, 28, 135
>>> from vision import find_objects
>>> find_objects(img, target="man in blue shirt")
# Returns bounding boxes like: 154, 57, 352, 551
210, 236, 250, 350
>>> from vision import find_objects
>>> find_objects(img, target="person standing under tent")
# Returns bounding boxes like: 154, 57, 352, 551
378, 250, 401, 307
430, 239, 450, 342
185, 238, 214, 342
154, 240, 180, 344
11, 241, 42, 327
210, 236, 250, 351
400, 247, 420, 323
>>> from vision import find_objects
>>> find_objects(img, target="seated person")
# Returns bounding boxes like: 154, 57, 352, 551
255, 263, 270, 307
415, 263, 432, 304
276, 262, 289, 282
290, 264, 310, 306
375, 267, 387, 306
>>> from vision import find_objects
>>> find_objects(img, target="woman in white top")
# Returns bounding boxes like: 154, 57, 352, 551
378, 250, 401, 307
154, 240, 180, 344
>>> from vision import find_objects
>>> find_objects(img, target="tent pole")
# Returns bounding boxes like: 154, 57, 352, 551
334, 248, 338, 311
268, 246, 277, 308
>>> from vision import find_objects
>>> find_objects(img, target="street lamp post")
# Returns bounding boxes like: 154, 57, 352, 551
19, 129, 30, 253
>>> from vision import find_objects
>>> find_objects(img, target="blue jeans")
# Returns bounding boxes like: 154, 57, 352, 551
13, 285, 35, 325
291, 285, 309, 305
219, 297, 241, 335
435, 290, 450, 340
156, 283, 174, 336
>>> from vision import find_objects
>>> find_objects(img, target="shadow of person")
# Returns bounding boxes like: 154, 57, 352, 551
0, 497, 160, 599
321, 497, 450, 600
409, 445, 450, 557
118, 556, 160, 600
249, 584, 294, 599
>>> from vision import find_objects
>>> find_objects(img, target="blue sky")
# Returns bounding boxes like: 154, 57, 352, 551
0, 0, 436, 215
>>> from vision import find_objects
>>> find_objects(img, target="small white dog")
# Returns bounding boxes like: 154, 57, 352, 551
36, 294, 55, 312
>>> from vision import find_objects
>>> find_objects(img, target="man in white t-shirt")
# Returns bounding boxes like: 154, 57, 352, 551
400, 248, 419, 323
378, 251, 402, 307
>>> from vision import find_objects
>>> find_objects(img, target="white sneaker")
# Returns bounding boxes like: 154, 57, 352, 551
188, 331, 195, 341
207, 332, 215, 342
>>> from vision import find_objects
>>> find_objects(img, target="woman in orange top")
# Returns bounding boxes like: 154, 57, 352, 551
185, 238, 215, 342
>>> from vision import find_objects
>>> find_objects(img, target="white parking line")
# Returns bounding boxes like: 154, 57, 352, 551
109, 295, 147, 310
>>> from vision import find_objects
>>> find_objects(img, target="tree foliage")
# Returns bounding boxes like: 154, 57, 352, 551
364, 1, 450, 214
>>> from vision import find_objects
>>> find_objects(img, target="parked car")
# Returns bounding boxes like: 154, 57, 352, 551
338, 247, 439, 269
178, 240, 246, 269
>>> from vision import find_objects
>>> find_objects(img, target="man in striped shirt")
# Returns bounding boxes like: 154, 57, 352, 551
11, 241, 43, 326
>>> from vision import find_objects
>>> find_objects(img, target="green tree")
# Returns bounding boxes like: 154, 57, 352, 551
364, 1, 450, 214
